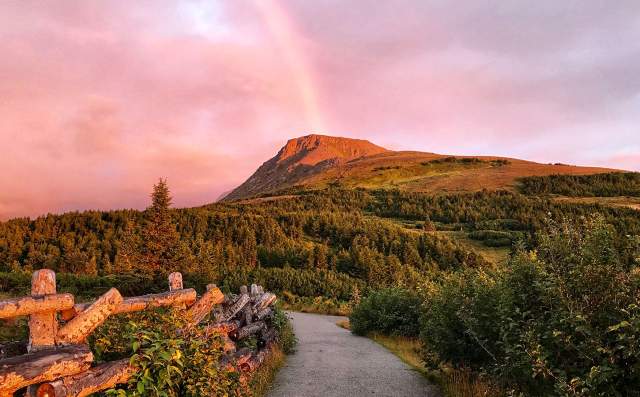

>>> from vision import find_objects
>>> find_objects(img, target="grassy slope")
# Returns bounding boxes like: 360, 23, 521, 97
552, 196, 640, 211
436, 231, 510, 265
291, 151, 617, 194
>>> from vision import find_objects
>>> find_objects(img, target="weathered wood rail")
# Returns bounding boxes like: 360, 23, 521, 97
0, 270, 279, 396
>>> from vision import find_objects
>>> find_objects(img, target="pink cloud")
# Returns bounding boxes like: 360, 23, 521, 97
0, 1, 638, 219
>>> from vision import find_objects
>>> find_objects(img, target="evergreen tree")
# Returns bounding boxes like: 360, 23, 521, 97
114, 220, 138, 273
101, 253, 113, 275
85, 256, 98, 276
139, 179, 182, 273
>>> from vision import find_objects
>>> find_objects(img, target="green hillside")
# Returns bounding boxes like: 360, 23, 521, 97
1, 185, 639, 300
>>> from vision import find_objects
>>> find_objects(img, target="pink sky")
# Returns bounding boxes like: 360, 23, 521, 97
1, 1, 639, 219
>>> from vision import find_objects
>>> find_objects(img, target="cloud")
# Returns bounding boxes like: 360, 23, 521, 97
0, 0, 638, 218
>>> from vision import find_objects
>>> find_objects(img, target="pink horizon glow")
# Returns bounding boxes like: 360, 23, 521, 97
0, 1, 639, 219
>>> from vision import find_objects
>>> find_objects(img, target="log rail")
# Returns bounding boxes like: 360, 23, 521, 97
0, 270, 279, 397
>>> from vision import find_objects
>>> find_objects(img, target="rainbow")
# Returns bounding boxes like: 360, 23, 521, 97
254, 0, 326, 132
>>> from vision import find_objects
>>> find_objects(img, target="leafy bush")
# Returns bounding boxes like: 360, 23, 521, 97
272, 305, 297, 354
91, 308, 241, 396
350, 288, 422, 337
421, 215, 640, 395
89, 304, 297, 396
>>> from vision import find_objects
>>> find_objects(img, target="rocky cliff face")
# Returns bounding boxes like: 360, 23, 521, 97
222, 134, 387, 200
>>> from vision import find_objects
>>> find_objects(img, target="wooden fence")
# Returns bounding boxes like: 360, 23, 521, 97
0, 270, 278, 397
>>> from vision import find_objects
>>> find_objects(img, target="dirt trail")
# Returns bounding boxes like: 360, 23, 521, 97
266, 312, 440, 397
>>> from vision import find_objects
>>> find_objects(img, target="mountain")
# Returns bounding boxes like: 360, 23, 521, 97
223, 134, 616, 201
223, 134, 388, 200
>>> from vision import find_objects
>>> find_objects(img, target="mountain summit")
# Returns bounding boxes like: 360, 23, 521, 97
223, 134, 387, 200
276, 134, 388, 166
223, 134, 616, 201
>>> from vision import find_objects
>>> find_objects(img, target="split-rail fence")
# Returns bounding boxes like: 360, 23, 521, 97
0, 269, 279, 397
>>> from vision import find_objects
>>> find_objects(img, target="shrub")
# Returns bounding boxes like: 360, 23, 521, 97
272, 305, 297, 354
349, 288, 422, 337
420, 270, 501, 370
91, 308, 242, 396
420, 215, 640, 395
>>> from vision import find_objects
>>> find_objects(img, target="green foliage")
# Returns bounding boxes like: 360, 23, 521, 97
367, 189, 640, 266
349, 288, 422, 337
272, 305, 297, 354
0, 271, 169, 299
222, 267, 363, 301
280, 293, 351, 316
518, 172, 640, 197
468, 230, 520, 247
91, 308, 241, 397
137, 179, 185, 273
0, 316, 28, 343
420, 215, 640, 395
0, 187, 489, 295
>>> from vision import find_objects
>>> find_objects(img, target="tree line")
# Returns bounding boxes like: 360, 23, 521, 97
517, 172, 640, 197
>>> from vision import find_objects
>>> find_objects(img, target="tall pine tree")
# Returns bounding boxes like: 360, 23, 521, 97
139, 179, 182, 273
114, 220, 139, 273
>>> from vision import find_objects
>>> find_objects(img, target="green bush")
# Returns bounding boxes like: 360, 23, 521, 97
349, 288, 422, 337
272, 305, 297, 354
421, 215, 640, 395
91, 308, 242, 397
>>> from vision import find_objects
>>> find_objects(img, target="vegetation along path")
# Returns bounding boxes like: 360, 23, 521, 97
267, 312, 440, 397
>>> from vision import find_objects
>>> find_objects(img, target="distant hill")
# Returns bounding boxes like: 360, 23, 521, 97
222, 134, 617, 200
222, 134, 388, 200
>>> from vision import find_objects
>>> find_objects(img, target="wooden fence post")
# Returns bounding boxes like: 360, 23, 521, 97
168, 272, 183, 291
28, 270, 57, 352
56, 288, 123, 345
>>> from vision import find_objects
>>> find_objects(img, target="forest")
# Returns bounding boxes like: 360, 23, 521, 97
1, 184, 640, 298
518, 171, 640, 196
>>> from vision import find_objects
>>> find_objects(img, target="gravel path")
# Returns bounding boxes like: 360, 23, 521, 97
266, 312, 440, 397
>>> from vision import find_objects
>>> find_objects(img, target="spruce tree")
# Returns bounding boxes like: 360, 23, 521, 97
139, 179, 181, 273
114, 220, 139, 273
101, 253, 113, 275
85, 256, 98, 276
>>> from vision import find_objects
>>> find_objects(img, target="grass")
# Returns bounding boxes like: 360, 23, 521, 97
0, 293, 28, 343
248, 345, 286, 397
436, 231, 510, 265
368, 332, 428, 377
0, 317, 28, 343
336, 320, 500, 397
336, 319, 350, 330
299, 150, 616, 195
438, 370, 500, 397
250, 307, 297, 396
553, 195, 640, 211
